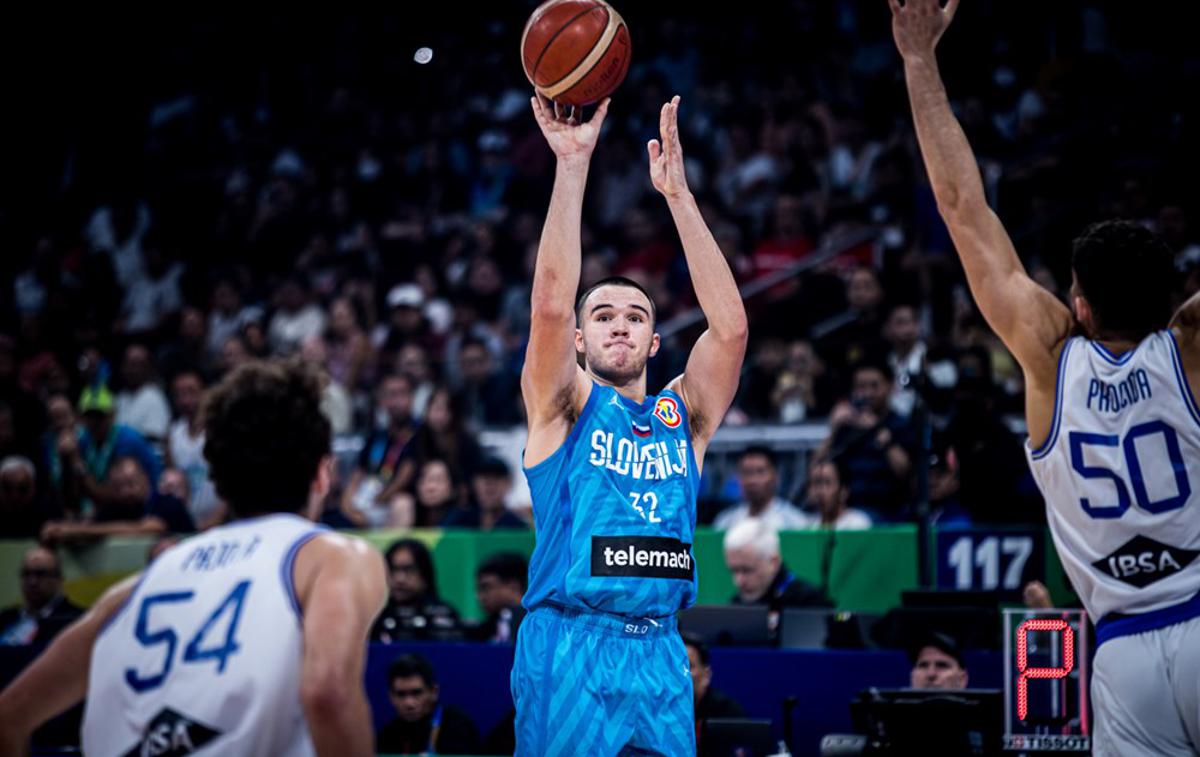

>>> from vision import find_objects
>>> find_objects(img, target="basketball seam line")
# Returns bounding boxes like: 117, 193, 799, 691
529, 2, 606, 87
540, 9, 624, 99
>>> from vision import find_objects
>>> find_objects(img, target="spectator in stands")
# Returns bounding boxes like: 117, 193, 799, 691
467, 552, 527, 643
802, 459, 872, 531
114, 343, 172, 445
341, 373, 418, 528
816, 266, 888, 376
267, 274, 326, 355
157, 306, 211, 381
206, 278, 262, 359
298, 334, 353, 435
882, 303, 926, 418
396, 344, 435, 420
372, 538, 463, 642
713, 446, 808, 531
771, 340, 832, 422
909, 632, 969, 690
682, 632, 746, 749
165, 369, 221, 528
0, 547, 83, 646
724, 519, 831, 638
375, 283, 434, 363
443, 457, 527, 530
0, 457, 54, 539
820, 359, 916, 521
412, 458, 463, 528
400, 386, 483, 484
61, 386, 162, 515
453, 337, 520, 427
325, 295, 376, 392
41, 456, 194, 543
376, 653, 482, 755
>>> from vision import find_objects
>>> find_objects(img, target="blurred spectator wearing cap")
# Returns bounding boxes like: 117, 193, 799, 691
60, 386, 162, 516
342, 373, 419, 528
801, 459, 872, 531
165, 369, 221, 528
0, 457, 56, 540
682, 632, 746, 749
467, 552, 527, 643
443, 457, 526, 530
376, 653, 481, 755
267, 275, 326, 355
374, 283, 433, 359
909, 632, 969, 690
713, 446, 809, 532
41, 456, 194, 544
0, 547, 83, 646
820, 359, 916, 522
114, 343, 172, 445
372, 538, 463, 642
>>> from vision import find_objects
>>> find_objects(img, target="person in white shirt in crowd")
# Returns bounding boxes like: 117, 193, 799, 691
713, 446, 809, 531
206, 278, 263, 359
114, 344, 171, 446
268, 275, 327, 355
801, 458, 872, 531
883, 303, 926, 418
165, 369, 222, 528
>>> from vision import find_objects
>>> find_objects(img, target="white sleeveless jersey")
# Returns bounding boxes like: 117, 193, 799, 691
83, 513, 326, 757
1027, 331, 1200, 621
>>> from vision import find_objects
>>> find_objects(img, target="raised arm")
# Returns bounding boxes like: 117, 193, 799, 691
890, 0, 1072, 375
654, 97, 749, 450
521, 96, 610, 466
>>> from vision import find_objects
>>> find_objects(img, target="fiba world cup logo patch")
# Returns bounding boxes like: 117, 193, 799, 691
653, 397, 682, 429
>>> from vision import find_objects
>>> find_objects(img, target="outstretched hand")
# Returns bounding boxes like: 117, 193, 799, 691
530, 93, 611, 165
888, 0, 959, 59
648, 95, 690, 200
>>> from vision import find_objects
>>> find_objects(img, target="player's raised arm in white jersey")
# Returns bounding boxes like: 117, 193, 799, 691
0, 575, 139, 756
1170, 290, 1200, 403
654, 97, 748, 464
890, 0, 1074, 445
521, 95, 611, 469
293, 532, 387, 757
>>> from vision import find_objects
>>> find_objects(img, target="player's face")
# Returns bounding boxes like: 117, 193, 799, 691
725, 546, 780, 602
910, 646, 968, 690
576, 285, 660, 386
389, 674, 438, 721
685, 644, 711, 705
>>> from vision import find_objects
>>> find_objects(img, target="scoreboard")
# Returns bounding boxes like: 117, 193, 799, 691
1001, 608, 1090, 752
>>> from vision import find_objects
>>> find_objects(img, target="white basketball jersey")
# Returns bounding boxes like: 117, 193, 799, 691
1027, 331, 1200, 621
83, 513, 326, 757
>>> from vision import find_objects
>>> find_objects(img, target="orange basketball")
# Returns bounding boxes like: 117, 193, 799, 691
521, 0, 631, 107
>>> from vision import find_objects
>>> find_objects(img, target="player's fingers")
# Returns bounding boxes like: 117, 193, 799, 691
592, 97, 611, 127
647, 139, 661, 163
943, 0, 960, 22
659, 101, 670, 140
531, 96, 548, 126
887, 0, 903, 14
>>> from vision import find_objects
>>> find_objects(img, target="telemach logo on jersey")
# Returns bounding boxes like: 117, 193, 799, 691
121, 708, 222, 757
592, 536, 694, 580
1092, 535, 1200, 588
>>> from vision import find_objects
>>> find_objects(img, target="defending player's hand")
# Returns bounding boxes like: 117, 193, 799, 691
888, 0, 959, 59
648, 95, 690, 200
530, 93, 611, 164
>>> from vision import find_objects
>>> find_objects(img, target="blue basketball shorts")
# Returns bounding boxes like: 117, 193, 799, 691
511, 602, 695, 756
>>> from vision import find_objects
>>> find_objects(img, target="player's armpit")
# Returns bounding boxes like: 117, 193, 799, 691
0, 574, 139, 753
669, 325, 748, 448
294, 534, 386, 757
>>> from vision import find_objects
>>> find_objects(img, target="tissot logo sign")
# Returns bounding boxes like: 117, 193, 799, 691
1092, 535, 1200, 588
592, 536, 694, 579
121, 708, 222, 757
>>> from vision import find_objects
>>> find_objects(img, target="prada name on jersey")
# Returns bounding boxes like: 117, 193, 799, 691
587, 430, 689, 481
1086, 369, 1152, 415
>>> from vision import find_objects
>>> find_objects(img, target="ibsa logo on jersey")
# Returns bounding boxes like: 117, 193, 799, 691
653, 397, 681, 429
120, 708, 222, 757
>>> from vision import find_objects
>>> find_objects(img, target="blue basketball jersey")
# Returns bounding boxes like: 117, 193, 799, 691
523, 382, 700, 617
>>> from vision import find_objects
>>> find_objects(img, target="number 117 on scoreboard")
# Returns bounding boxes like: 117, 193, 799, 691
1002, 609, 1090, 752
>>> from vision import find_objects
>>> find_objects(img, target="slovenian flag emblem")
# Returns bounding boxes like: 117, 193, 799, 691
632, 420, 652, 438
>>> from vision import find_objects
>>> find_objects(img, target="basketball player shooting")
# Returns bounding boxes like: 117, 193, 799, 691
892, 0, 1200, 753
512, 93, 747, 756
0, 360, 387, 757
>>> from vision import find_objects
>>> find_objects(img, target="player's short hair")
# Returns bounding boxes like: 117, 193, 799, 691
385, 538, 438, 598
680, 631, 710, 666
389, 653, 437, 688
1072, 220, 1175, 340
575, 276, 657, 326
737, 445, 778, 470
723, 518, 781, 560
476, 552, 528, 591
202, 359, 330, 518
